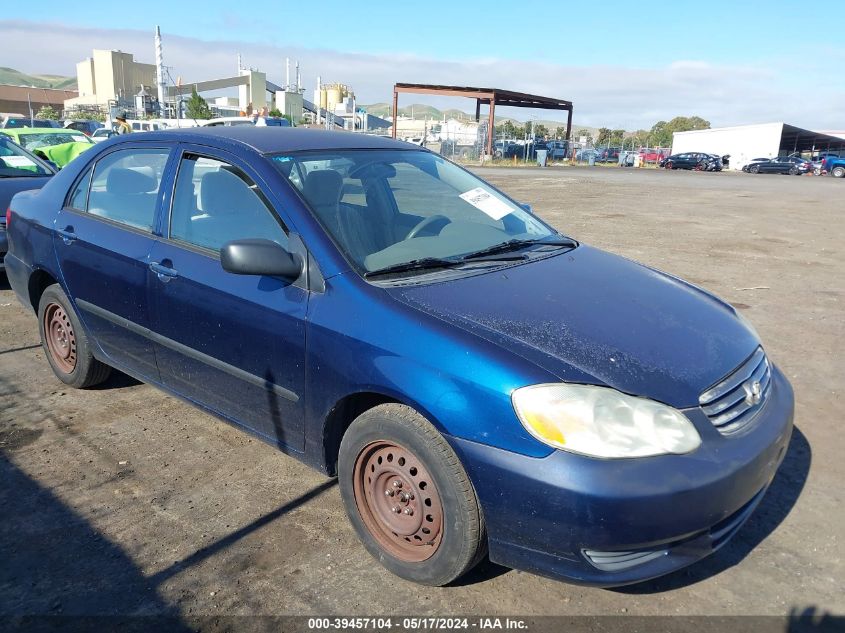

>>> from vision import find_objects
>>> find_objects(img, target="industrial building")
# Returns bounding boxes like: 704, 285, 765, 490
0, 84, 78, 117
64, 49, 156, 110
672, 123, 845, 171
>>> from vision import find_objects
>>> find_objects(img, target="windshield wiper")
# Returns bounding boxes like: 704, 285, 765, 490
364, 257, 463, 278
460, 237, 577, 261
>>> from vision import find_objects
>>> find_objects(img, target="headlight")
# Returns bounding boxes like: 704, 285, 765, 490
512, 384, 701, 458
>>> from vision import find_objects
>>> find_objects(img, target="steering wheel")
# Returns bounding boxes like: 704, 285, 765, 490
406, 214, 451, 239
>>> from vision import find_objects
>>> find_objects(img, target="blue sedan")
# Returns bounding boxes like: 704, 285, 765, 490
4, 127, 794, 587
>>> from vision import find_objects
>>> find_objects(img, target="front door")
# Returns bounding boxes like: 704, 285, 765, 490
146, 148, 308, 451
54, 145, 173, 380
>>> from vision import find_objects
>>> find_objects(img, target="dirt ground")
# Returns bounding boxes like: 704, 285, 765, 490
1, 166, 842, 621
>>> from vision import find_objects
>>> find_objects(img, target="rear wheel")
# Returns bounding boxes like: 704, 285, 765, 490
339, 404, 486, 586
38, 284, 111, 388
832, 166, 845, 178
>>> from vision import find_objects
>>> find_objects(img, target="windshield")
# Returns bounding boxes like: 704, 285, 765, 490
0, 136, 52, 177
271, 149, 558, 274
17, 132, 93, 149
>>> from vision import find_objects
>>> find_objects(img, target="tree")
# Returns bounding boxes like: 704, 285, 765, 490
554, 126, 568, 139
269, 108, 282, 118
649, 116, 710, 147
185, 88, 212, 120
596, 127, 611, 145
533, 123, 549, 139
610, 129, 625, 146
35, 105, 59, 120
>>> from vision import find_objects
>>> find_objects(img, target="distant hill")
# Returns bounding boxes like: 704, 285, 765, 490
0, 67, 77, 90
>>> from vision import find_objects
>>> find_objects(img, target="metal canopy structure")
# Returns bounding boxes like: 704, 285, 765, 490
779, 124, 845, 155
391, 83, 574, 156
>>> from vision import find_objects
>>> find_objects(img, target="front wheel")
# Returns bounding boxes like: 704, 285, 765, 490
789, 166, 798, 176
338, 404, 486, 586
832, 166, 845, 178
38, 284, 111, 388
665, 161, 674, 170
750, 165, 760, 174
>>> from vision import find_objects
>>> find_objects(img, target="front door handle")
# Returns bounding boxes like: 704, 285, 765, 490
150, 261, 178, 282
57, 227, 77, 245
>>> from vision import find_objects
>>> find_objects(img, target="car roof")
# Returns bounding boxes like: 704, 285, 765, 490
114, 126, 417, 154
1, 127, 76, 135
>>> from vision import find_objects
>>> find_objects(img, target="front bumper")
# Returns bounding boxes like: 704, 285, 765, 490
447, 365, 794, 587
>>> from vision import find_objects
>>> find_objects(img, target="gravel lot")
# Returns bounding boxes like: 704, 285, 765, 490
1, 166, 842, 621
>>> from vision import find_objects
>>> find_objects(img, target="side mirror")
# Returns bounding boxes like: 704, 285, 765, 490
521, 203, 533, 213
220, 238, 302, 282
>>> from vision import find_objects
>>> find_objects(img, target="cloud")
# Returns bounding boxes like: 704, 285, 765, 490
1, 19, 841, 130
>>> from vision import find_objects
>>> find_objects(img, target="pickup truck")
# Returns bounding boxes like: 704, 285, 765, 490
822, 156, 845, 178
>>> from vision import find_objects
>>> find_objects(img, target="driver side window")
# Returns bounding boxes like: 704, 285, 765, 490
169, 154, 288, 252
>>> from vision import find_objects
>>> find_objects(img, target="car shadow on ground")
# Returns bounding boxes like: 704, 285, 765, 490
613, 425, 811, 594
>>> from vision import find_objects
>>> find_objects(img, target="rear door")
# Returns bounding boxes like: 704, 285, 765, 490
54, 144, 174, 380
145, 145, 308, 450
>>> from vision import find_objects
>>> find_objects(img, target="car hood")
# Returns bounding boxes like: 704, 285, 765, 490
388, 245, 758, 408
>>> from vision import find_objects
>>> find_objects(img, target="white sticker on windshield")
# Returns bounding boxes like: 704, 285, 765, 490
459, 187, 514, 220
71, 135, 87, 143
2, 155, 36, 167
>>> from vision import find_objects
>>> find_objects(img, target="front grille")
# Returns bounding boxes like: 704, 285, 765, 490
699, 347, 771, 435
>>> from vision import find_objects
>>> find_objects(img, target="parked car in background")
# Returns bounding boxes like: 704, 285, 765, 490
741, 158, 771, 172
639, 148, 666, 162
1, 117, 61, 129
546, 140, 568, 160
660, 152, 718, 170
574, 147, 600, 162
0, 135, 55, 271
64, 119, 104, 136
594, 147, 621, 163
744, 156, 812, 175
0, 128, 95, 168
5, 127, 793, 588
198, 116, 255, 127
822, 156, 845, 178
90, 128, 116, 143
255, 116, 291, 127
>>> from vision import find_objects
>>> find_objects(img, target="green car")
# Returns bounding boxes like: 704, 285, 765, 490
0, 127, 95, 168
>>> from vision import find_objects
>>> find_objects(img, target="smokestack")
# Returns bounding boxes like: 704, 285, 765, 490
237, 53, 242, 73
286, 57, 290, 91
155, 26, 165, 116
295, 61, 300, 92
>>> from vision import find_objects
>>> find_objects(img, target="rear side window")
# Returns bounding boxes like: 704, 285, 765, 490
86, 148, 170, 231
169, 154, 287, 252
68, 166, 93, 210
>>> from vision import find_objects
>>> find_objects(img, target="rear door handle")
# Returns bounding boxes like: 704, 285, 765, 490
149, 261, 178, 282
57, 227, 77, 245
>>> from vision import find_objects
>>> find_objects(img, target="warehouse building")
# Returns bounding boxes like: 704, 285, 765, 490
672, 122, 845, 171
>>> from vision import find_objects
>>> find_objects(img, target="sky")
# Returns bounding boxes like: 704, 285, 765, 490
2, 1, 844, 130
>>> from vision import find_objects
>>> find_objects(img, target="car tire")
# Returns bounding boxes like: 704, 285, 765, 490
832, 166, 845, 178
789, 167, 798, 176
38, 284, 111, 389
338, 403, 487, 586
750, 165, 760, 174
665, 161, 674, 170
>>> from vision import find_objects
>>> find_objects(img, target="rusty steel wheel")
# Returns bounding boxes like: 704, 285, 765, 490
37, 284, 111, 389
43, 302, 77, 374
339, 403, 486, 585
352, 440, 444, 562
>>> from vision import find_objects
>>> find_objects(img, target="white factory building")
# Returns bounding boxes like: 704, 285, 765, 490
672, 123, 845, 171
